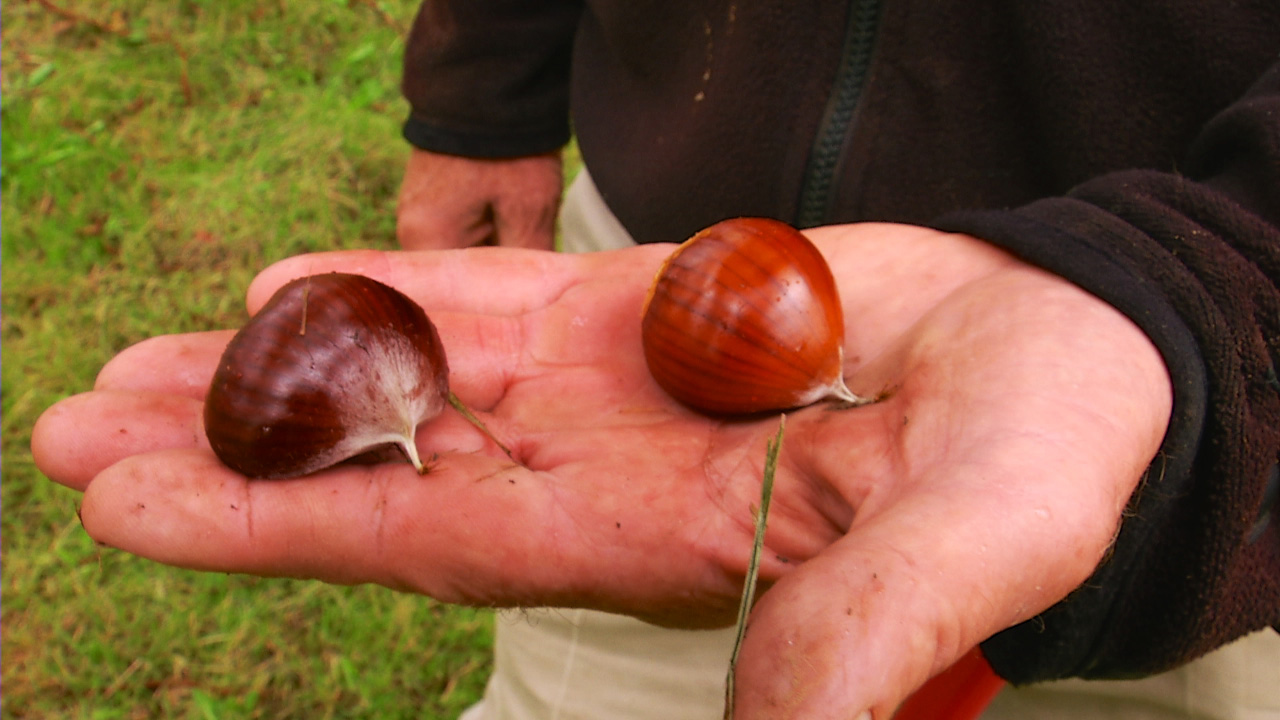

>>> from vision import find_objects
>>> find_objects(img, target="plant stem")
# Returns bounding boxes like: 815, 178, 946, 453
724, 414, 785, 719
447, 391, 514, 459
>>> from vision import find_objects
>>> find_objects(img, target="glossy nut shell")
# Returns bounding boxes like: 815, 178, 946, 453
204, 273, 449, 479
641, 217, 860, 415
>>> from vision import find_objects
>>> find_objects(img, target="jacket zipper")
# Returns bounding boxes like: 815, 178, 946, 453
796, 0, 882, 228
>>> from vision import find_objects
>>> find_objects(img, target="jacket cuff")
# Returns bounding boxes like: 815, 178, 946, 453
402, 115, 570, 159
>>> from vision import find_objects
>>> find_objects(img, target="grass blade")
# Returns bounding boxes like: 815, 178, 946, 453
724, 414, 785, 719
447, 390, 514, 459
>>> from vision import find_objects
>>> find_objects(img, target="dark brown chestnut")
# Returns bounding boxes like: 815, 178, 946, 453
641, 217, 868, 415
204, 273, 450, 479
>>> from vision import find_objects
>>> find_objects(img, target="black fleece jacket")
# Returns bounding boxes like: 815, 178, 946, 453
401, 0, 1280, 684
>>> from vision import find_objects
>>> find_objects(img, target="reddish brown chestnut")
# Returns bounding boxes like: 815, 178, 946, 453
641, 217, 868, 415
204, 273, 449, 479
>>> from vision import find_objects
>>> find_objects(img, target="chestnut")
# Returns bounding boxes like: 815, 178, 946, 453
204, 273, 449, 479
641, 217, 868, 415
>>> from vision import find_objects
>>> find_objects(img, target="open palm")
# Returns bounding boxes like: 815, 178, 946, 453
33, 223, 1171, 718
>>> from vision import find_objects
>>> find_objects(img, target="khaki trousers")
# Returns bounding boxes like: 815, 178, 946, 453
460, 170, 1280, 720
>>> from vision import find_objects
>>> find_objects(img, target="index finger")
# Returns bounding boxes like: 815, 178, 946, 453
245, 247, 593, 316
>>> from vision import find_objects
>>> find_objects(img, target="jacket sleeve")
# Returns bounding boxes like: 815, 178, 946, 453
936, 60, 1280, 684
400, 0, 582, 157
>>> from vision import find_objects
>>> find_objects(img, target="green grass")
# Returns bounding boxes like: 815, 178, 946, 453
2, 2, 498, 717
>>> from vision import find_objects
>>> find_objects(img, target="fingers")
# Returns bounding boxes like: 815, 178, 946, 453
493, 206, 557, 251
72, 417, 738, 617
33, 244, 669, 497
89, 265, 540, 412
33, 391, 206, 491
33, 320, 524, 488
80, 304, 520, 418
395, 149, 562, 251
77, 448, 558, 602
246, 243, 673, 318
94, 330, 235, 397
491, 177, 561, 251
397, 198, 495, 250
396, 149, 492, 250
246, 247, 587, 317
243, 245, 674, 409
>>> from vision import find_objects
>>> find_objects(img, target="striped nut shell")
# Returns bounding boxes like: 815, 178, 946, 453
641, 217, 865, 415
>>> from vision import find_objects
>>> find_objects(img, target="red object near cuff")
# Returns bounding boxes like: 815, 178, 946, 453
893, 647, 1005, 720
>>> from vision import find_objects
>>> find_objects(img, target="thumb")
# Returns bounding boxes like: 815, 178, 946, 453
730, 542, 952, 719
729, 499, 1029, 720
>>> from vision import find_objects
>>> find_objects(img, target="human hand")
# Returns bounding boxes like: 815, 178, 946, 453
396, 148, 562, 250
32, 224, 1172, 718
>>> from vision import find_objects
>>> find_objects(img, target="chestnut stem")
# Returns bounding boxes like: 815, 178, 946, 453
828, 376, 875, 408
447, 391, 514, 459
724, 414, 785, 719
